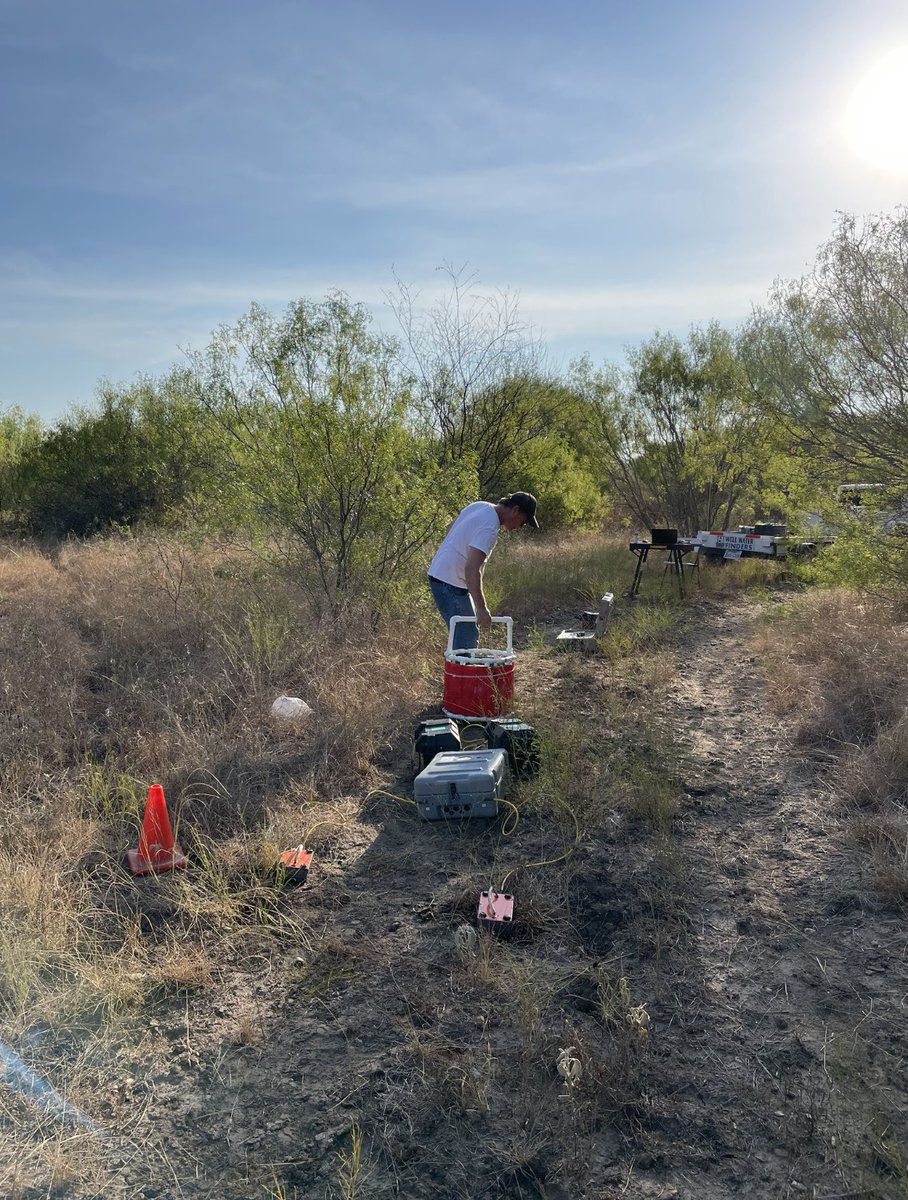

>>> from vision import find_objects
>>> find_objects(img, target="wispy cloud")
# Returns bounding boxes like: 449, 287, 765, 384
516, 280, 767, 338
0, 256, 767, 357
0, 259, 380, 311
341, 147, 690, 215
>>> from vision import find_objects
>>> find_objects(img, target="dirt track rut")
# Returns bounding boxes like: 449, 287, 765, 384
621, 596, 908, 1199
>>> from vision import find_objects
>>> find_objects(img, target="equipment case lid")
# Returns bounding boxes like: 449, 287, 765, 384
414, 749, 508, 796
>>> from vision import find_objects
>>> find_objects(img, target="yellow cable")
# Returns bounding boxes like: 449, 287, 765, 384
458, 721, 491, 749
297, 790, 416, 847
297, 760, 576, 894
295, 784, 518, 855
500, 793, 580, 891
300, 817, 349, 845
498, 799, 520, 836
299, 786, 419, 845
367, 785, 517, 835
364, 787, 417, 807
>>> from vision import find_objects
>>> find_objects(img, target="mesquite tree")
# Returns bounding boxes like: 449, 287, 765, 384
574, 324, 775, 533
388, 268, 560, 496
746, 209, 908, 496
189, 294, 471, 604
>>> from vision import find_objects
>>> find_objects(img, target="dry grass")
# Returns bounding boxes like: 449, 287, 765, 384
697, 552, 791, 597
761, 587, 908, 901
0, 534, 438, 1193
0, 528, 821, 1197
0, 848, 151, 1031
761, 589, 908, 752
486, 531, 634, 618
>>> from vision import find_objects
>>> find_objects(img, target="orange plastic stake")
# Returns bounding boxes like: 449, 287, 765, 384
279, 845, 313, 885
127, 784, 188, 876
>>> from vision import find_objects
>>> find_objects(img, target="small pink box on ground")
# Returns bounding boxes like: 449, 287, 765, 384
477, 890, 514, 926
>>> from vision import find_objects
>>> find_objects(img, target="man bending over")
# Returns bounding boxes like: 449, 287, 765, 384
427, 491, 539, 651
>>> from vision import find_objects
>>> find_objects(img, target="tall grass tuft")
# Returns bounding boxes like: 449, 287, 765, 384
762, 588, 908, 901
761, 589, 908, 752
486, 533, 633, 619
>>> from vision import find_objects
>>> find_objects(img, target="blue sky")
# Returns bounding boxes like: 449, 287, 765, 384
2, 0, 907, 420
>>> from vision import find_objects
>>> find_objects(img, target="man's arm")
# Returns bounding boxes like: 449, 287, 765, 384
464, 546, 492, 628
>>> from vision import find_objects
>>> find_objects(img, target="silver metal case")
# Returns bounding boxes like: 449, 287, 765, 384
414, 749, 509, 821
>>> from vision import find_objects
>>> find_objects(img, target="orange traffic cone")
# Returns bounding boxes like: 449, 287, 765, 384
127, 784, 188, 876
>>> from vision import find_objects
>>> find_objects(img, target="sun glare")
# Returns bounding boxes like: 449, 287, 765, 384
845, 48, 908, 175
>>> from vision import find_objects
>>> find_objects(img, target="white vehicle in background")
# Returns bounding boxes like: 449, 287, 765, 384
801, 483, 908, 537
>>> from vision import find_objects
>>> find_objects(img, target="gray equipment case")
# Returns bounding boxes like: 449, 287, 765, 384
414, 749, 509, 821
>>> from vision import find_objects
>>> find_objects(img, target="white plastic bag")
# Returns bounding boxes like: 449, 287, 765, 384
270, 695, 313, 722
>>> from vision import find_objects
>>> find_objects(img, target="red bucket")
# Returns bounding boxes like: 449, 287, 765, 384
442, 616, 515, 719
443, 655, 515, 719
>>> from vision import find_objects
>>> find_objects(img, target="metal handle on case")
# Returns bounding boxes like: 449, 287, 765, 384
445, 615, 514, 658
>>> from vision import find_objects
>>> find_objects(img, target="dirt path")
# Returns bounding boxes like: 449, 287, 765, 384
601, 594, 908, 1199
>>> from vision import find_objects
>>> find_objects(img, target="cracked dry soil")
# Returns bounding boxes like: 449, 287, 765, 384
68, 595, 908, 1199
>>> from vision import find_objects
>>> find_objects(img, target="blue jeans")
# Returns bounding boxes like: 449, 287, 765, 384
428, 576, 477, 651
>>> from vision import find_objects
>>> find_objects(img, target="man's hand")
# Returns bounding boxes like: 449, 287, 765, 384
475, 605, 492, 629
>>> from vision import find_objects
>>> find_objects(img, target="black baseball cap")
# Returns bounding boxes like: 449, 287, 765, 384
504, 491, 539, 528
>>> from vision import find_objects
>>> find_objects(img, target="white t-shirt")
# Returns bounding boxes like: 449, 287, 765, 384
428, 502, 501, 588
